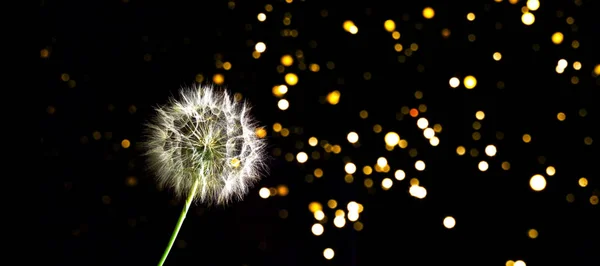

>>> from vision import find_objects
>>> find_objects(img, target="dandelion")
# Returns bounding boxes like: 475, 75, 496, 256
143, 84, 267, 266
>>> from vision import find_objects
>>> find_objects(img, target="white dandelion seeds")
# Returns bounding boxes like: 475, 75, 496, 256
143, 84, 268, 206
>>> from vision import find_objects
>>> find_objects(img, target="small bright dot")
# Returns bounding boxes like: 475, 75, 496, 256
277, 99, 289, 110
449, 77, 460, 88
384, 132, 400, 146
280, 55, 294, 66
417, 117, 429, 129
467, 13, 475, 21
521, 12, 535, 25
423, 128, 435, 139
323, 248, 335, 260
381, 178, 393, 190
415, 160, 425, 171
394, 169, 406, 180
259, 187, 270, 198
493, 52, 502, 61
257, 13, 266, 22
345, 162, 357, 174
384, 20, 396, 32
478, 161, 489, 171
311, 223, 324, 236
443, 216, 456, 229
530, 174, 547, 191
485, 145, 497, 156
347, 132, 359, 143
285, 73, 298, 86
255, 42, 266, 53
422, 7, 435, 19
546, 166, 556, 176
464, 75, 477, 89
296, 152, 308, 163
551, 32, 564, 44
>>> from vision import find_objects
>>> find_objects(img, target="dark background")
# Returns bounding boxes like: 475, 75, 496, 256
39, 0, 598, 265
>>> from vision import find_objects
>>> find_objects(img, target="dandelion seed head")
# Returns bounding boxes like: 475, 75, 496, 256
143, 84, 268, 206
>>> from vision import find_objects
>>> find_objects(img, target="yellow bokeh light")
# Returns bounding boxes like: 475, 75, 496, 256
478, 161, 489, 171
530, 174, 547, 191
323, 248, 334, 260
384, 132, 400, 146
417, 117, 429, 129
493, 52, 502, 61
121, 139, 131, 149
449, 77, 460, 88
422, 7, 435, 19
314, 210, 324, 220
443, 216, 456, 229
272, 85, 288, 97
409, 185, 427, 199
415, 160, 426, 171
285, 73, 298, 86
326, 90, 341, 105
255, 42, 266, 53
281, 55, 294, 66
314, 168, 323, 178
377, 157, 388, 167
257, 13, 266, 22
308, 137, 318, 147
557, 112, 566, 121
347, 132, 359, 143
392, 31, 400, 40
259, 187, 270, 198
456, 146, 466, 155
485, 145, 497, 157
255, 127, 267, 138
526, 0, 540, 11
308, 202, 322, 212
277, 99, 289, 110
296, 152, 308, 163
578, 177, 588, 187
423, 128, 435, 139
522, 134, 531, 143
311, 223, 324, 236
464, 75, 477, 89
551, 32, 564, 44
475, 110, 485, 120
528, 228, 538, 239
514, 260, 526, 266
381, 178, 393, 190
594, 64, 600, 76
394, 169, 405, 180
213, 74, 224, 85
467, 13, 475, 21
546, 166, 556, 176
345, 162, 357, 174
573, 61, 581, 70
521, 12, 535, 25
384, 20, 396, 32
273, 123, 282, 132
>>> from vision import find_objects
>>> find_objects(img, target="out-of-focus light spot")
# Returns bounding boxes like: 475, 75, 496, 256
40, 48, 50, 58
343, 20, 358, 34
309, 202, 322, 213
121, 139, 131, 149
526, 0, 540, 11
423, 128, 435, 139
384, 132, 400, 146
558, 59, 568, 69
546, 166, 556, 176
456, 146, 466, 155
259, 187, 270, 198
347, 132, 359, 143
409, 185, 427, 199
590, 195, 598, 205
308, 137, 318, 147
584, 136, 593, 145
278, 99, 289, 110
478, 161, 489, 171
443, 216, 456, 229
296, 152, 308, 163
522, 12, 535, 25
347, 211, 359, 221
272, 85, 288, 97
281, 55, 294, 66
522, 134, 532, 143
312, 223, 324, 236
381, 178, 393, 190
398, 139, 408, 148
359, 110, 368, 119
594, 64, 600, 76
377, 157, 388, 167
353, 221, 364, 231
345, 163, 357, 174
557, 112, 566, 121
506, 260, 515, 266
485, 145, 497, 157
272, 123, 282, 132
255, 42, 266, 53
314, 210, 325, 220
417, 117, 429, 129
493, 52, 502, 61
449, 77, 460, 88
514, 260, 526, 266
392, 31, 401, 40
551, 32, 564, 44
373, 124, 382, 133
327, 199, 337, 209
285, 73, 298, 86
257, 13, 266, 21
394, 169, 405, 180
277, 185, 289, 196
415, 160, 425, 171
422, 7, 435, 19
530, 174, 547, 191
528, 228, 538, 239
255, 128, 267, 138
314, 168, 323, 178
363, 166, 373, 175
502, 161, 511, 170
213, 74, 225, 85
333, 216, 345, 228
578, 177, 588, 187
573, 61, 582, 70
384, 20, 396, 32
409, 108, 419, 117
464, 75, 477, 89
347, 201, 359, 212
326, 90, 341, 105
323, 248, 334, 260
475, 111, 485, 120
223, 62, 232, 70
429, 136, 440, 146
467, 13, 475, 21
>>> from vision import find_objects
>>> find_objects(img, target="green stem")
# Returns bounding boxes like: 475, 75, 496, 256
157, 179, 199, 266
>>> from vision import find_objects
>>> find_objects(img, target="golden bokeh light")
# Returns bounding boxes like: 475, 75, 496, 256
278, 99, 290, 110
522, 134, 531, 143
551, 32, 564, 44
323, 248, 334, 260
422, 7, 435, 19
312, 223, 324, 236
578, 177, 588, 187
326, 90, 341, 105
528, 228, 538, 239
212, 73, 224, 85
347, 132, 359, 143
384, 20, 396, 32
530, 174, 546, 191
464, 75, 477, 89
281, 55, 294, 66
546, 166, 556, 176
443, 216, 456, 229
521, 12, 535, 25
285, 73, 298, 86
449, 77, 460, 88
255, 42, 266, 53
384, 132, 400, 146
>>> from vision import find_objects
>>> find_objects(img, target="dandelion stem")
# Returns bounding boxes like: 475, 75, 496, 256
157, 178, 199, 266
